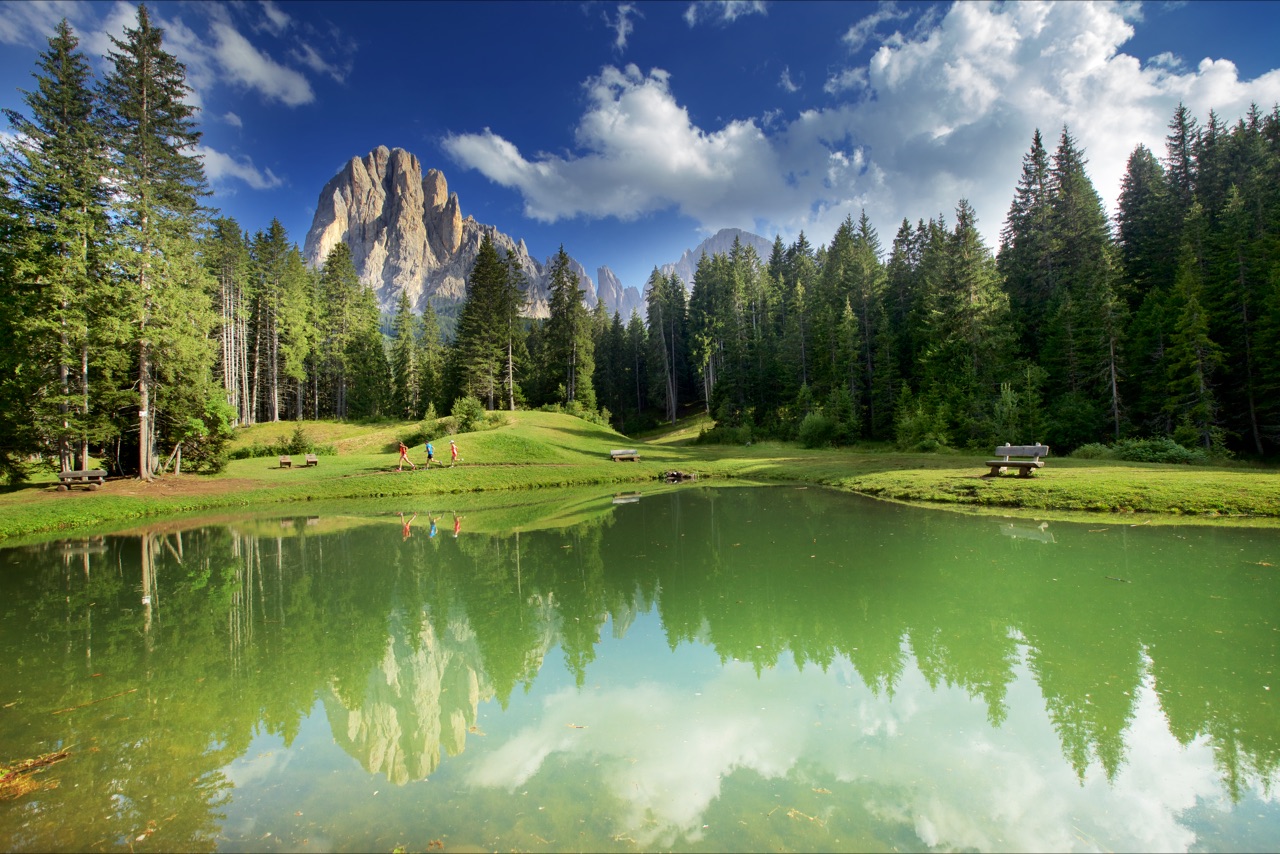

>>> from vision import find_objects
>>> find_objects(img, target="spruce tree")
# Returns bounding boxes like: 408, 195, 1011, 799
390, 290, 421, 419
99, 3, 212, 478
544, 246, 595, 409
2, 18, 111, 472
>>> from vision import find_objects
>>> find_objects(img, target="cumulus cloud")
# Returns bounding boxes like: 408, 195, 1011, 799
197, 145, 283, 190
222, 111, 243, 128
684, 0, 767, 28
444, 1, 1280, 251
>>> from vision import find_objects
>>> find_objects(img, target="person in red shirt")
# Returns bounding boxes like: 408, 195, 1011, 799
397, 441, 416, 471
449, 439, 458, 467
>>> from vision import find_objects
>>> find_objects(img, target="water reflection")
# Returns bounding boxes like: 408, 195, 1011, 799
0, 486, 1276, 851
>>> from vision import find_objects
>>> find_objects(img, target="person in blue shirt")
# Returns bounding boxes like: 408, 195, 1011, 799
425, 441, 435, 467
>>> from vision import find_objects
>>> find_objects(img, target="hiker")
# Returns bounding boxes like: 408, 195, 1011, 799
398, 511, 417, 540
397, 441, 416, 471
450, 439, 458, 466
425, 441, 435, 467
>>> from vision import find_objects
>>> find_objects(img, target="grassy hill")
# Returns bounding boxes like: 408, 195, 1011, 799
2, 410, 1279, 543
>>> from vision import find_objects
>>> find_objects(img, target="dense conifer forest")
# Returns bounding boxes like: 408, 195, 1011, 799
4, 10, 1280, 483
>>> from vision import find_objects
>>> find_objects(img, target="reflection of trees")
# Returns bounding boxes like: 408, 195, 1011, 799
2, 486, 1276, 851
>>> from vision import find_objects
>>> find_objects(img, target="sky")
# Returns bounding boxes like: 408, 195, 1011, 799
3, 0, 1280, 292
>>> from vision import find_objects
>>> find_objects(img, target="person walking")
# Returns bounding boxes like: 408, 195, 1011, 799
449, 439, 458, 467
424, 441, 435, 467
397, 441, 416, 471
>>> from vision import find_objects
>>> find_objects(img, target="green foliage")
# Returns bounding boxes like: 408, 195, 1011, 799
798, 412, 838, 448
177, 393, 237, 473
1070, 437, 1212, 465
451, 394, 487, 432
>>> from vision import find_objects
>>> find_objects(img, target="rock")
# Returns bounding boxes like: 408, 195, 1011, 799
303, 146, 572, 317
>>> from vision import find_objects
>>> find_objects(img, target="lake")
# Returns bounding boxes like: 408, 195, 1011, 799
1, 485, 1277, 852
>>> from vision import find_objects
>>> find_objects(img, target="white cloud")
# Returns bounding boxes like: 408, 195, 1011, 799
444, 1, 1280, 253
257, 0, 291, 36
289, 41, 348, 83
683, 0, 767, 28
605, 2, 640, 52
779, 66, 799, 93
841, 1, 910, 54
0, 0, 84, 47
209, 18, 313, 106
222, 111, 243, 128
466, 646, 1232, 851
197, 145, 283, 190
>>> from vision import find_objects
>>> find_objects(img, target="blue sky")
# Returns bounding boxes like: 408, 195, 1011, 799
3, 0, 1280, 291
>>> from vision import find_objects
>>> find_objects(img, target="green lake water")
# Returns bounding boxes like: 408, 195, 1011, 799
1, 484, 1277, 852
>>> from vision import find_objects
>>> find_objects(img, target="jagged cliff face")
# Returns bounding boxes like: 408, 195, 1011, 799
303, 146, 551, 317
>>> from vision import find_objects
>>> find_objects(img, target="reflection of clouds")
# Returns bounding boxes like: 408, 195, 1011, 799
466, 644, 1250, 851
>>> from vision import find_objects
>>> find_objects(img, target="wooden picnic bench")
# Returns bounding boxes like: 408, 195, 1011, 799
610, 449, 639, 462
57, 469, 107, 491
984, 443, 1049, 478
279, 455, 292, 468
304, 453, 318, 466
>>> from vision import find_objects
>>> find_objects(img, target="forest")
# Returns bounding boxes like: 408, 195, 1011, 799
3, 8, 1280, 484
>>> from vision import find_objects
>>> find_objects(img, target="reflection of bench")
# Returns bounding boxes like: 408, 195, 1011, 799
279, 455, 292, 468
610, 449, 639, 462
985, 444, 1049, 478
57, 469, 107, 491
304, 453, 318, 466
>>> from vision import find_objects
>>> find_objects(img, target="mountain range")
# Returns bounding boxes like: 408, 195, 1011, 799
301, 146, 771, 320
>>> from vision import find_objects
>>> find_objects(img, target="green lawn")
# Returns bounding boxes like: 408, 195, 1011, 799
3, 411, 1278, 544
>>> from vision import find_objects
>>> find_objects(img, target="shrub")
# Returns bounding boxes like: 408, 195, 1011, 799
451, 395, 487, 432
798, 412, 838, 448
1070, 443, 1113, 460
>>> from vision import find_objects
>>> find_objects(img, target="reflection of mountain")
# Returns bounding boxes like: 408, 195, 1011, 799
323, 613, 490, 784
3, 486, 1277, 850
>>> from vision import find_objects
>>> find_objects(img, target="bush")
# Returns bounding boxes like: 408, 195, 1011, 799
798, 412, 838, 448
695, 423, 753, 445
1070, 443, 1113, 460
451, 395, 487, 432
1070, 437, 1211, 465
228, 425, 334, 461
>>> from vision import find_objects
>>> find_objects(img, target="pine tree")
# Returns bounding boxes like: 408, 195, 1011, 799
99, 4, 213, 478
544, 246, 595, 409
416, 299, 445, 416
315, 243, 363, 417
202, 218, 252, 424
2, 18, 111, 472
390, 289, 420, 419
998, 129, 1055, 360
453, 235, 525, 409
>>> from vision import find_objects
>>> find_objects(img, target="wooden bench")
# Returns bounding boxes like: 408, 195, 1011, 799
984, 444, 1049, 478
57, 469, 107, 491
279, 455, 292, 468
304, 453, 318, 466
610, 449, 639, 462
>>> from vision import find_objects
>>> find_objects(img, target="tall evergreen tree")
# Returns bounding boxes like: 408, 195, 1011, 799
2, 18, 111, 472
389, 290, 421, 419
202, 218, 252, 424
99, 3, 213, 478
544, 246, 596, 409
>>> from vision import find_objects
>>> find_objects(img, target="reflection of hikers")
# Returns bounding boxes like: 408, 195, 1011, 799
398, 511, 417, 540
428, 515, 438, 538
397, 441, 416, 471
450, 439, 458, 467
424, 441, 434, 467
453, 513, 462, 538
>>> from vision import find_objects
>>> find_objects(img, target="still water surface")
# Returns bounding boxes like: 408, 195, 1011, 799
1, 485, 1277, 852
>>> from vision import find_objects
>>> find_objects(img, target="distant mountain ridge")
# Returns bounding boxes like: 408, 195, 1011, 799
659, 227, 775, 291
302, 146, 644, 319
302, 147, 771, 320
